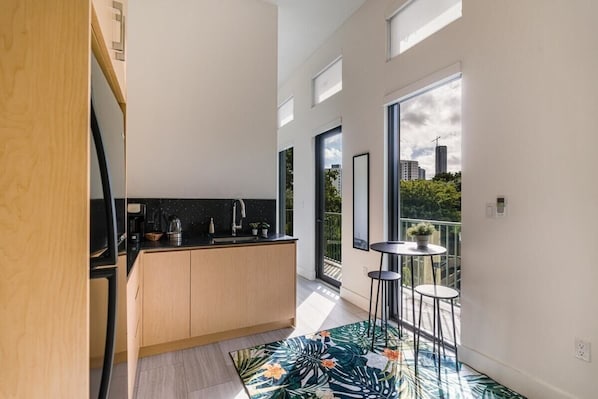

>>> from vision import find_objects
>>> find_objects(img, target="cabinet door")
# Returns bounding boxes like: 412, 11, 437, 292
90, 254, 128, 362
190, 247, 248, 336
190, 243, 296, 337
126, 255, 141, 399
142, 251, 190, 347
92, 0, 127, 97
246, 243, 296, 325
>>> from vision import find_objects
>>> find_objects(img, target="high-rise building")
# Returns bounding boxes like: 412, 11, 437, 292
435, 145, 447, 175
400, 160, 420, 181
418, 167, 426, 180
326, 164, 342, 193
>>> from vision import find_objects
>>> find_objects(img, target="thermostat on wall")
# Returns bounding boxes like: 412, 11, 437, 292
496, 196, 507, 217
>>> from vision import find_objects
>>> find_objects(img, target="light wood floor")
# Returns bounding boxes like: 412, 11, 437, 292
133, 277, 368, 398
133, 276, 461, 398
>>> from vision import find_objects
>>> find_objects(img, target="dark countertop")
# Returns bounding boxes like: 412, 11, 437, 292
126, 233, 297, 275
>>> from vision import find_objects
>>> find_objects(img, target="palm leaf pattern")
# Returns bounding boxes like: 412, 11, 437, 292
230, 321, 526, 399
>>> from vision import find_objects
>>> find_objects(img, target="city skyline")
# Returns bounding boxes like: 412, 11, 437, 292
400, 78, 462, 178
322, 78, 461, 176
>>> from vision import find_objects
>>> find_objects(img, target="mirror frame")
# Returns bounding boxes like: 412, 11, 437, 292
353, 153, 369, 251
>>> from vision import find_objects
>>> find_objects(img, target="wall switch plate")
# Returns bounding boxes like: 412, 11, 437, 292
362, 266, 368, 276
575, 338, 591, 362
485, 203, 495, 218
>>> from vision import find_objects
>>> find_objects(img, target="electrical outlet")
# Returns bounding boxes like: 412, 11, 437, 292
575, 338, 591, 362
362, 266, 368, 276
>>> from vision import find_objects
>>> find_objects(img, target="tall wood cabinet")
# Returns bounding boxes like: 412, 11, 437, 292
142, 250, 191, 346
1, 1, 90, 397
127, 255, 143, 399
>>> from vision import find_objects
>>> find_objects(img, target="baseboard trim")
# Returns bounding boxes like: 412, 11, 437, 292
339, 285, 369, 312
139, 319, 295, 358
459, 344, 576, 399
297, 265, 316, 280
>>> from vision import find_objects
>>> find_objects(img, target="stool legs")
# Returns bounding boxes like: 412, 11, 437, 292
450, 300, 459, 370
368, 278, 397, 351
367, 278, 374, 337
415, 294, 460, 379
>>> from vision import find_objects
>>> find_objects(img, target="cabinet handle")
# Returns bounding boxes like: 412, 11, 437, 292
112, 1, 125, 61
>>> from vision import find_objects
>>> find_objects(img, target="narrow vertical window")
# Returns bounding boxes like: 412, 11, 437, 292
278, 148, 293, 235
313, 57, 342, 105
278, 97, 294, 128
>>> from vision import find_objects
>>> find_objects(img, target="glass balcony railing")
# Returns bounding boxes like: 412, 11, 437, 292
400, 217, 461, 301
324, 211, 342, 264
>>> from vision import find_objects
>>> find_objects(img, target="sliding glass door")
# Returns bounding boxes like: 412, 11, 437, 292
315, 127, 342, 287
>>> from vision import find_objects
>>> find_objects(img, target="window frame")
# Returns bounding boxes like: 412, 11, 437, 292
312, 56, 343, 106
387, 0, 462, 59
277, 96, 294, 128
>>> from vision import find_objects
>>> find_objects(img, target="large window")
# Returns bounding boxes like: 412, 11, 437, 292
389, 0, 462, 57
278, 97, 294, 128
388, 75, 462, 341
313, 57, 342, 105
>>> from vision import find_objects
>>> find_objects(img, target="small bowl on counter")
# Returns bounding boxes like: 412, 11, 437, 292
144, 232, 163, 241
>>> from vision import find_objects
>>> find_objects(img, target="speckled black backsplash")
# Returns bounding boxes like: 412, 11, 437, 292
127, 198, 276, 237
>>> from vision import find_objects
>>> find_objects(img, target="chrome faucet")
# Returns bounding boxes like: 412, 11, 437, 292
231, 199, 246, 236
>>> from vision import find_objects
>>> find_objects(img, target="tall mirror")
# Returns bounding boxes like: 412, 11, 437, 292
353, 153, 369, 251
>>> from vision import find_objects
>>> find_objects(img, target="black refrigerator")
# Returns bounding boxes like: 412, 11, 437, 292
89, 52, 126, 399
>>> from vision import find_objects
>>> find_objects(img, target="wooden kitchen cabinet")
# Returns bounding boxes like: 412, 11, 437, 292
142, 250, 191, 347
190, 242, 296, 337
90, 254, 128, 364
126, 255, 142, 399
91, 0, 127, 100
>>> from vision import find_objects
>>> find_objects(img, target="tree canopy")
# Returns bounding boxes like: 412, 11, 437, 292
401, 172, 461, 222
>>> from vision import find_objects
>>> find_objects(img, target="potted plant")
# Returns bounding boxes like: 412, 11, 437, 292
249, 222, 260, 236
406, 222, 436, 248
260, 222, 270, 238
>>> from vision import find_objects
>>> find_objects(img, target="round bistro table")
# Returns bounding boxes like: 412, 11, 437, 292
370, 241, 447, 338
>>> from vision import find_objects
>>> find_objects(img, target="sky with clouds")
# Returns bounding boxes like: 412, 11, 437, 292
324, 133, 342, 168
400, 79, 462, 178
322, 79, 461, 175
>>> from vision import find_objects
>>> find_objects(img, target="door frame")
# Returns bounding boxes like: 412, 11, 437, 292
315, 126, 342, 288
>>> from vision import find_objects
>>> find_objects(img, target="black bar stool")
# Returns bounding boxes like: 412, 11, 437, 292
414, 284, 459, 379
367, 269, 401, 351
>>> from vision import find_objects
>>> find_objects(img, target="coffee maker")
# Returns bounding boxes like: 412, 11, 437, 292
127, 203, 146, 243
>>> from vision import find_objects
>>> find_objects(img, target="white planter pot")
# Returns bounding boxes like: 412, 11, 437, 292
415, 235, 430, 248
261, 228, 268, 238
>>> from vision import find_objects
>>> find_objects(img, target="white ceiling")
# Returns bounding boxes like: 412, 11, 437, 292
264, 0, 367, 85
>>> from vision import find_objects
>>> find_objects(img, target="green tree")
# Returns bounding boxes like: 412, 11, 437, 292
400, 178, 461, 222
285, 149, 293, 210
325, 168, 341, 213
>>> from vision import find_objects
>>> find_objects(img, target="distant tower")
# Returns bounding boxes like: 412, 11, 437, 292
435, 145, 447, 175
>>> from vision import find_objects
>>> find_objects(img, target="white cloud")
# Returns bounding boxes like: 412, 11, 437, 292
400, 79, 461, 178
324, 133, 342, 168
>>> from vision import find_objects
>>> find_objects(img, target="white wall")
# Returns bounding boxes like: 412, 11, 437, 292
127, 0, 277, 199
279, 0, 598, 397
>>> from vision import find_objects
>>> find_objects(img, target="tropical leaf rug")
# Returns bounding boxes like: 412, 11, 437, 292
230, 321, 525, 399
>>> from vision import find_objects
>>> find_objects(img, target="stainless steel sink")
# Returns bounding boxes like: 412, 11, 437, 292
211, 236, 259, 244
